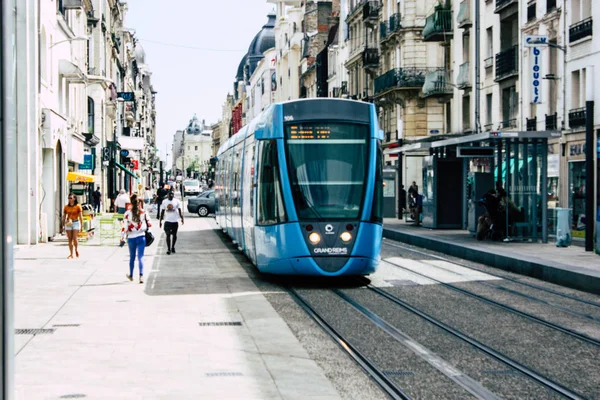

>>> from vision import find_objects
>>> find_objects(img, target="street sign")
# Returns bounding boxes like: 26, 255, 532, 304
79, 154, 94, 170
120, 149, 129, 157
524, 35, 548, 47
117, 92, 135, 101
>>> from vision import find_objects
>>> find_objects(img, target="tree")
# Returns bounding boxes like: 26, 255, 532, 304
186, 160, 200, 177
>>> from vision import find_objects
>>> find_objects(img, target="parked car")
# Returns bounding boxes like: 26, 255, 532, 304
187, 190, 216, 217
182, 179, 201, 196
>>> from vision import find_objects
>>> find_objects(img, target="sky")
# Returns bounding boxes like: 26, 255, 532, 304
125, 0, 275, 168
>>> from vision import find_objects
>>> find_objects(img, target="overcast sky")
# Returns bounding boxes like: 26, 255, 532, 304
125, 0, 275, 167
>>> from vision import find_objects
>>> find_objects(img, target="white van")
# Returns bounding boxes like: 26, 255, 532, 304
183, 179, 201, 196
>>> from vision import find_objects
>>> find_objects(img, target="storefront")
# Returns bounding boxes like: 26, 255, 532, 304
567, 139, 587, 238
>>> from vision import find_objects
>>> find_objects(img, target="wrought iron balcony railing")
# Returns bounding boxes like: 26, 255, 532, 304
380, 13, 401, 42
457, 62, 471, 88
422, 69, 453, 97
569, 17, 593, 43
363, 1, 380, 23
380, 22, 388, 40
362, 48, 380, 69
390, 13, 401, 32
495, 0, 518, 13
422, 9, 453, 42
374, 67, 431, 94
568, 107, 586, 128
526, 117, 537, 131
457, 1, 472, 28
501, 118, 517, 129
545, 113, 558, 130
495, 45, 518, 81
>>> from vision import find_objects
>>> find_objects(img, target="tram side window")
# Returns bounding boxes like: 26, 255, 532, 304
370, 142, 384, 223
257, 140, 287, 225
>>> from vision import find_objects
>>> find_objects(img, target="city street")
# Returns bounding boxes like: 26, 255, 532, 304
13, 200, 600, 399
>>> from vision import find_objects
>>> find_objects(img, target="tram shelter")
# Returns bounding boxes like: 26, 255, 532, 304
386, 130, 561, 243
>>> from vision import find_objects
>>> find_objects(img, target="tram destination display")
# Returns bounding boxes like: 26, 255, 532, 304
288, 125, 333, 140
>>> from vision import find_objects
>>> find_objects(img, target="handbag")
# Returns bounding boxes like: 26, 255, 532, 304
65, 218, 73, 227
144, 214, 154, 247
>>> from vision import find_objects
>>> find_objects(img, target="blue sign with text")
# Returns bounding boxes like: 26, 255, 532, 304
79, 154, 94, 170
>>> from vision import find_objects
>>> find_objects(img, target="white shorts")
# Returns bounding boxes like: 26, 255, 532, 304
65, 220, 81, 231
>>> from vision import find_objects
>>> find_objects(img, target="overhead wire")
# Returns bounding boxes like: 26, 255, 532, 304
136, 38, 246, 52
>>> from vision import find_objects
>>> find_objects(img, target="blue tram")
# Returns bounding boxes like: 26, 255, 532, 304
214, 98, 383, 276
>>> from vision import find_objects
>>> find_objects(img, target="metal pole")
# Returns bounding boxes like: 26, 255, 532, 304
585, 65, 594, 251
541, 139, 548, 243
474, 0, 481, 134
1, 0, 16, 395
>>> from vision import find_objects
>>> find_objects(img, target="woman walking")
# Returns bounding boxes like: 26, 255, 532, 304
63, 193, 84, 259
122, 194, 150, 283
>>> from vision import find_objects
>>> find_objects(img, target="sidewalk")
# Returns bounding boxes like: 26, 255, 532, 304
383, 218, 600, 295
14, 217, 340, 400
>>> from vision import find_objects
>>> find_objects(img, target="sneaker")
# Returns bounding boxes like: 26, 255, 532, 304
171, 248, 176, 254
139, 276, 144, 284
126, 274, 133, 281
166, 250, 171, 255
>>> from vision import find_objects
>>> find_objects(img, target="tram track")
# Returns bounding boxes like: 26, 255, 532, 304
380, 255, 600, 348
382, 239, 600, 310
287, 282, 585, 399
286, 286, 412, 400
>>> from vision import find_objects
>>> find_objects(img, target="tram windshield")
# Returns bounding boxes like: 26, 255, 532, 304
284, 122, 369, 220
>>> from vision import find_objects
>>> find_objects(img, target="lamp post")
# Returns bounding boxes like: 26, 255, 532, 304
585, 66, 594, 252
49, 36, 89, 48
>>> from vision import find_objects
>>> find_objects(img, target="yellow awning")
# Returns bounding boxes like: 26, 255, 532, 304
67, 171, 95, 183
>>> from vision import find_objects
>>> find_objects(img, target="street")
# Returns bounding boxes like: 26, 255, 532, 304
12, 200, 600, 399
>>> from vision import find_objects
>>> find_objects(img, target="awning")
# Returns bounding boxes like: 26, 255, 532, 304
67, 171, 95, 183
115, 162, 138, 179
59, 59, 87, 83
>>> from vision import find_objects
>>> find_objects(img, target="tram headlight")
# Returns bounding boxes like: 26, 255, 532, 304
340, 232, 352, 243
308, 232, 321, 244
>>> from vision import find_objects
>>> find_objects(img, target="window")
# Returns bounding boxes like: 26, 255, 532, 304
486, 94, 493, 125
445, 102, 452, 133
527, 1, 536, 21
462, 32, 470, 63
188, 146, 190, 151
87, 97, 95, 134
486, 27, 494, 58
195, 146, 198, 151
571, 70, 581, 109
257, 140, 287, 225
463, 95, 471, 130
502, 86, 517, 127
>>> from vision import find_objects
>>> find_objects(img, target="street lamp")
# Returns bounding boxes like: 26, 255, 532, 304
50, 36, 89, 48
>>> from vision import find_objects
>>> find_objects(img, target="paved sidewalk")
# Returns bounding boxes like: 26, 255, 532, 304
14, 217, 340, 400
383, 218, 600, 295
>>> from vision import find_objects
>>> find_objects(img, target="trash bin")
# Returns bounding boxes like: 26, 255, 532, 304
555, 208, 572, 247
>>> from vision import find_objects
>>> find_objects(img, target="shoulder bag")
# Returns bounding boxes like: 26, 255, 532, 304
144, 213, 155, 247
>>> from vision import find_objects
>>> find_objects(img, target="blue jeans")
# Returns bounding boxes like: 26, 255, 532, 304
127, 235, 146, 277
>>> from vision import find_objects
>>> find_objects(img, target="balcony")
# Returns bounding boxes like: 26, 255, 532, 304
501, 118, 517, 129
363, 1, 380, 26
484, 56, 494, 69
568, 107, 586, 128
495, 0, 518, 14
545, 113, 558, 130
526, 117, 537, 131
569, 18, 593, 43
422, 69, 453, 101
457, 1, 472, 28
380, 13, 402, 42
362, 48, 380, 70
457, 62, 471, 89
423, 8, 453, 42
347, 0, 367, 21
374, 67, 430, 95
495, 45, 518, 82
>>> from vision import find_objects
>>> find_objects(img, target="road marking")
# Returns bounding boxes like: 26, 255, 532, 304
372, 257, 501, 287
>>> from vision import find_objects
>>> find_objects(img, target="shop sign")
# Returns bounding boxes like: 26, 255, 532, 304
530, 45, 543, 104
568, 141, 586, 159
547, 154, 559, 177
79, 154, 94, 170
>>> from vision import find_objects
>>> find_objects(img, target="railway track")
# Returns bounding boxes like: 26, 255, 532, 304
286, 280, 587, 399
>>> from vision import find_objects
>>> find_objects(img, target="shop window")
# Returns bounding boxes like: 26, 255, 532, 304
569, 161, 586, 236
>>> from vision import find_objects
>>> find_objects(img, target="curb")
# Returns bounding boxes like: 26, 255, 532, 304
383, 228, 600, 296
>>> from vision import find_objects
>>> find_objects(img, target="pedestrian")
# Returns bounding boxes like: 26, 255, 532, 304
159, 190, 184, 255
123, 194, 151, 283
155, 182, 169, 219
115, 189, 130, 215
62, 193, 84, 259
92, 186, 102, 213
398, 184, 407, 218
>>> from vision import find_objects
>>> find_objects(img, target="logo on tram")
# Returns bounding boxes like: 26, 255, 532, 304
314, 247, 348, 255
325, 224, 334, 234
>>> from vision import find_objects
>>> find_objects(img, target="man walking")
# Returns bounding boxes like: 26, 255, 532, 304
155, 182, 169, 219
92, 186, 102, 213
159, 191, 184, 255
